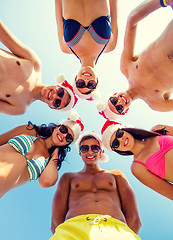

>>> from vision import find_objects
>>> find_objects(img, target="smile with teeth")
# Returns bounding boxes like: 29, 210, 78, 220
86, 155, 95, 160
82, 72, 92, 77
47, 90, 53, 100
121, 96, 127, 104
124, 138, 129, 147
57, 134, 63, 142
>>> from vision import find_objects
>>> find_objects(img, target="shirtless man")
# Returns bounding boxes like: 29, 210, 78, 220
0, 21, 75, 115
50, 131, 142, 240
108, 0, 173, 115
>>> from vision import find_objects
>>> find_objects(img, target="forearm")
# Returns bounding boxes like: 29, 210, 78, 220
128, 0, 162, 28
51, 217, 65, 234
126, 215, 142, 234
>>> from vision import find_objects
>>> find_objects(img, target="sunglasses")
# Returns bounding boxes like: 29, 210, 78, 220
80, 144, 100, 153
109, 96, 124, 114
59, 125, 73, 143
111, 129, 124, 151
76, 79, 97, 89
52, 88, 65, 109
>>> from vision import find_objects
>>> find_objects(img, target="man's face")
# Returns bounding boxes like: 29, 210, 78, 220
79, 138, 101, 165
75, 66, 98, 95
41, 85, 71, 109
108, 92, 132, 115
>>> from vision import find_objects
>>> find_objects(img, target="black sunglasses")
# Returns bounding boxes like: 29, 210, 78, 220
80, 144, 100, 153
52, 88, 65, 109
59, 125, 73, 143
76, 79, 97, 89
111, 129, 124, 151
109, 96, 124, 114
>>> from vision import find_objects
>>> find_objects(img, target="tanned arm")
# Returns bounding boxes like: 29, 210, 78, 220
0, 20, 41, 71
51, 172, 72, 234
113, 170, 142, 234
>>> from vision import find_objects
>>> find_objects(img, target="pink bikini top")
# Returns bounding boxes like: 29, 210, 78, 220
133, 135, 173, 179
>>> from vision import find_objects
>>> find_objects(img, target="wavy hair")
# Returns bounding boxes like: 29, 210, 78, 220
27, 121, 71, 170
113, 127, 168, 156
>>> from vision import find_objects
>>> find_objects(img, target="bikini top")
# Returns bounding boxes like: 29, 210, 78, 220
8, 135, 50, 180
133, 135, 173, 179
63, 15, 111, 64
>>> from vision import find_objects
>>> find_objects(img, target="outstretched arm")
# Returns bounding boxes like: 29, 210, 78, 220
51, 172, 72, 234
0, 124, 36, 146
131, 162, 173, 200
0, 20, 41, 71
104, 0, 118, 52
120, 0, 163, 75
55, 0, 72, 53
113, 170, 142, 234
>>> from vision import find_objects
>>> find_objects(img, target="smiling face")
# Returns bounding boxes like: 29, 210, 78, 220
41, 85, 71, 109
108, 92, 132, 115
75, 66, 98, 95
79, 137, 101, 165
110, 129, 135, 152
51, 125, 74, 146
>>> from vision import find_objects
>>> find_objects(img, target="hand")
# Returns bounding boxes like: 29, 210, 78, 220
51, 148, 59, 164
166, 0, 173, 8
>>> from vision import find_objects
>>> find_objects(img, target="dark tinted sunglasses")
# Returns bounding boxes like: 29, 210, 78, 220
109, 97, 124, 114
80, 144, 100, 153
59, 125, 73, 143
76, 79, 97, 89
52, 88, 65, 109
111, 129, 124, 151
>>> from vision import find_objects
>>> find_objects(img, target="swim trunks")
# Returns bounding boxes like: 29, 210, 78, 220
50, 214, 141, 240
8, 135, 50, 180
63, 16, 111, 63
133, 135, 173, 179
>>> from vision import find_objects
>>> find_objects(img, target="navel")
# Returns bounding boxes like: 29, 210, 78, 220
75, 184, 79, 188
6, 94, 11, 98
155, 90, 159, 93
136, 65, 138, 69
16, 61, 21, 66
109, 182, 113, 186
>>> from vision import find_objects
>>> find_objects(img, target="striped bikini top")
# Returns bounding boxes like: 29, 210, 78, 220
8, 135, 50, 180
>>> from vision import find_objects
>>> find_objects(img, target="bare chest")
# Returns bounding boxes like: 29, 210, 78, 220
0, 50, 40, 105
71, 172, 117, 193
128, 51, 173, 101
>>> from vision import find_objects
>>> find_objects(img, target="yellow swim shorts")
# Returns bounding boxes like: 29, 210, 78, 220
50, 214, 141, 240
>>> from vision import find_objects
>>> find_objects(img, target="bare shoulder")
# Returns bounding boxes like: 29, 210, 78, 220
59, 172, 77, 183
107, 169, 128, 180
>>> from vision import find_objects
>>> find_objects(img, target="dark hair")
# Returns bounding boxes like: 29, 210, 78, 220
79, 135, 99, 146
113, 127, 168, 156
27, 121, 71, 170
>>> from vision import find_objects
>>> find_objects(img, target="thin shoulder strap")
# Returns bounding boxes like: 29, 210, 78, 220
133, 160, 146, 166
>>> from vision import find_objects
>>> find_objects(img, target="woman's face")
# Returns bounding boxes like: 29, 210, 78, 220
75, 66, 98, 95
110, 129, 135, 152
51, 125, 74, 146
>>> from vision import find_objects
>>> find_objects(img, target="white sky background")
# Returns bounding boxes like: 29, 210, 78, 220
0, 0, 173, 239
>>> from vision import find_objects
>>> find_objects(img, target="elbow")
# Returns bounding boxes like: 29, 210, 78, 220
39, 175, 58, 188
51, 224, 55, 235
135, 218, 142, 233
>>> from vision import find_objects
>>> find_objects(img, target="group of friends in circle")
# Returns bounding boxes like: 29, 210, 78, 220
0, 0, 173, 239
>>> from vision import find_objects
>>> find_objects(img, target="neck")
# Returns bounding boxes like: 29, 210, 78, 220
80, 56, 96, 68
131, 139, 146, 159
82, 163, 102, 174
44, 136, 54, 150
126, 87, 138, 100
32, 83, 46, 102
